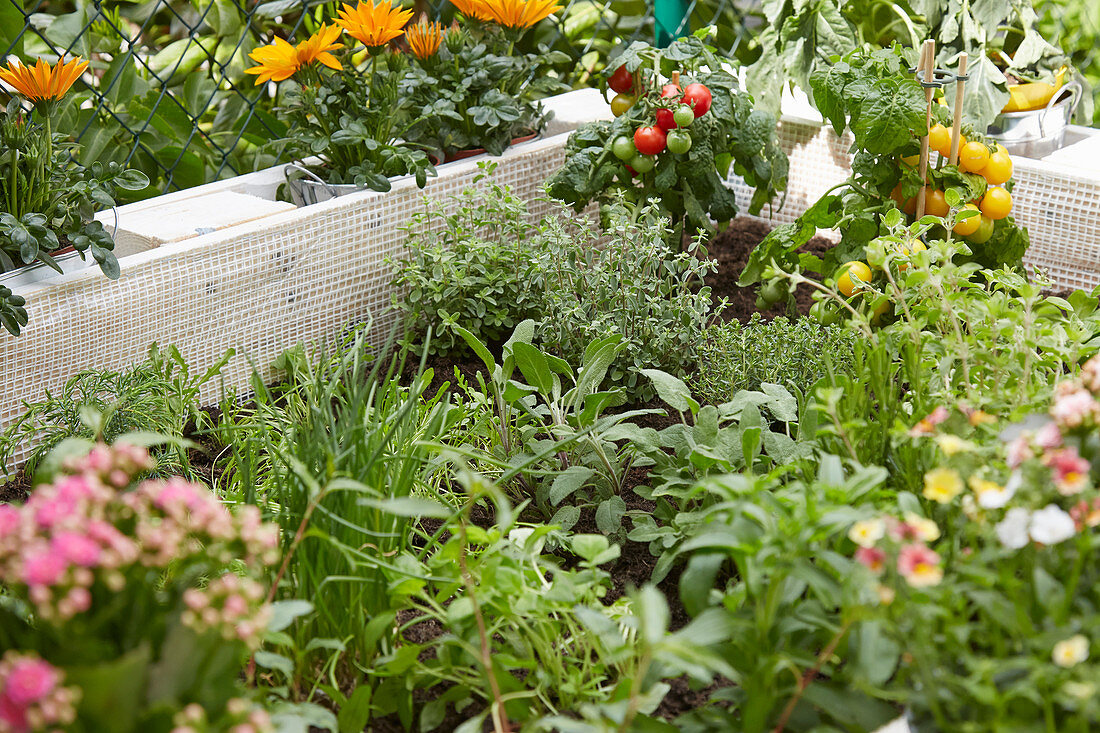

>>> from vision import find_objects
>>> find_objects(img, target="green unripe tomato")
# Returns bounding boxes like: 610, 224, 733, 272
967, 214, 995, 244
760, 278, 786, 305
666, 129, 692, 155
610, 93, 635, 117
810, 300, 839, 325
612, 136, 636, 161
673, 105, 695, 128
630, 154, 655, 173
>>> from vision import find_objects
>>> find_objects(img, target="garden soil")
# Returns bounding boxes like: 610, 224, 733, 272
705, 217, 835, 323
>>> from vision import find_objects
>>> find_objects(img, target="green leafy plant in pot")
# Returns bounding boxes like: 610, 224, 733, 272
400, 0, 569, 162
247, 3, 436, 198
0, 57, 149, 336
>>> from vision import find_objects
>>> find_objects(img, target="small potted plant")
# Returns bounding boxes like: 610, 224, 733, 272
0, 57, 149, 336
247, 2, 437, 206
400, 0, 569, 162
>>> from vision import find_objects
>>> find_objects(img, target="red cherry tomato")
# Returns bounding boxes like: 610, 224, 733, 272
608, 65, 634, 94
655, 107, 677, 130
682, 83, 712, 117
633, 125, 667, 155
661, 83, 681, 98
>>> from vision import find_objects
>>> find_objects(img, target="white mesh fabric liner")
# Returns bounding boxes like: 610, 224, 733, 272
1, 136, 569, 471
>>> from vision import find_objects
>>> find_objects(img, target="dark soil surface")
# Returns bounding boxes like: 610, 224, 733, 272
706, 217, 835, 323
0, 470, 30, 503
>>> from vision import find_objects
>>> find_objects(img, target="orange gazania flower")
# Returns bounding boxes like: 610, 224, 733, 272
0, 56, 88, 102
335, 0, 414, 48
480, 0, 561, 28
406, 18, 444, 59
295, 24, 344, 71
245, 37, 300, 85
450, 0, 493, 21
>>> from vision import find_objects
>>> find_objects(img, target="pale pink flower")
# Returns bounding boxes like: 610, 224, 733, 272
1035, 422, 1063, 450
855, 546, 886, 574
909, 405, 949, 436
897, 544, 943, 587
1081, 356, 1100, 394
1006, 435, 1032, 469
1044, 447, 1091, 496
1051, 384, 1099, 429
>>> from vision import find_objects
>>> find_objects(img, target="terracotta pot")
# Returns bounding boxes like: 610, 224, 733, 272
443, 146, 488, 164
442, 132, 540, 164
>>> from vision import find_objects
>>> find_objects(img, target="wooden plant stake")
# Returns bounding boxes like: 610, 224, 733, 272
949, 53, 969, 166
916, 39, 936, 219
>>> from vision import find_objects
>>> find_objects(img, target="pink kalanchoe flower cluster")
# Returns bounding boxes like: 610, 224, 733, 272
182, 573, 272, 649
0, 443, 280, 627
0, 652, 79, 733
170, 698, 273, 733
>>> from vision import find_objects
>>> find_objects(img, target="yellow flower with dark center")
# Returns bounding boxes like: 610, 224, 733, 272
295, 24, 344, 71
450, 0, 494, 21
0, 56, 88, 102
480, 0, 562, 29
406, 18, 444, 59
245, 38, 300, 85
336, 0, 414, 48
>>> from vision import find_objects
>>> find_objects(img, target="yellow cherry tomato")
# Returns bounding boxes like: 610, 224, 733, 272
900, 153, 920, 167
837, 261, 873, 298
924, 189, 950, 218
928, 124, 951, 156
959, 141, 991, 173
983, 152, 1014, 185
980, 187, 1013, 220
896, 240, 927, 272
952, 203, 982, 236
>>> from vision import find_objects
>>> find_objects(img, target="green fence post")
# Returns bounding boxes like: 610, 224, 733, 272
653, 0, 689, 47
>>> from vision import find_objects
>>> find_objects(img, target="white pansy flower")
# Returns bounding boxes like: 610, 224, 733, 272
995, 507, 1031, 549
1029, 505, 1076, 546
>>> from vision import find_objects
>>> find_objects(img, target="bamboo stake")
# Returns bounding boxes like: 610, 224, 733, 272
949, 53, 968, 166
916, 40, 935, 218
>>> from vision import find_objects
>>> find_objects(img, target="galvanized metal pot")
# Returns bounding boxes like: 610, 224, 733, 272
988, 81, 1082, 159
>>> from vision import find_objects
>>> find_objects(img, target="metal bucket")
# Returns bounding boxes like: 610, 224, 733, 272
988, 81, 1082, 159
284, 163, 366, 207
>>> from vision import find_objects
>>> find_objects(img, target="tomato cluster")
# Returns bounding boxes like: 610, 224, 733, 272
892, 124, 1016, 245
605, 65, 712, 176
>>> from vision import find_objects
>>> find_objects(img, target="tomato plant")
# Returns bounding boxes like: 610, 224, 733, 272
742, 46, 1029, 296
547, 31, 788, 242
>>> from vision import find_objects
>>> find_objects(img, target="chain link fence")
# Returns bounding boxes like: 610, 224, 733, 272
0, 0, 755, 200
